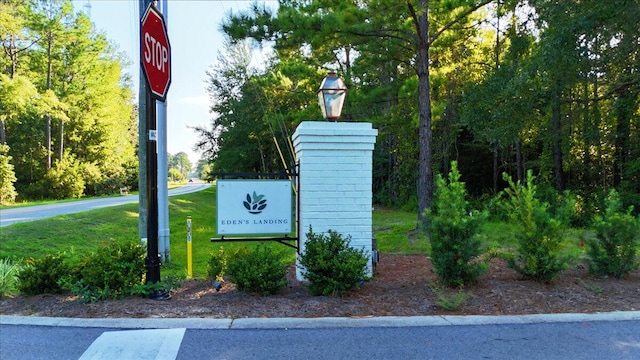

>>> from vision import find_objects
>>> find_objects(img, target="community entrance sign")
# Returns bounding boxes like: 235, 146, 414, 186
217, 180, 292, 235
211, 170, 299, 251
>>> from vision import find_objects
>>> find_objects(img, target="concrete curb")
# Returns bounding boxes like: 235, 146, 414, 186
0, 315, 232, 329
2, 311, 639, 330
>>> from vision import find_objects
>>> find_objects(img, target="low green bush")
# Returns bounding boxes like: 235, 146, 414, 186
0, 258, 21, 297
18, 253, 73, 295
586, 190, 640, 279
426, 162, 487, 287
298, 227, 369, 297
430, 284, 471, 311
227, 244, 288, 295
71, 242, 146, 302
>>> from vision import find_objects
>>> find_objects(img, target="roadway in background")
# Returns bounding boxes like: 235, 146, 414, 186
0, 182, 211, 227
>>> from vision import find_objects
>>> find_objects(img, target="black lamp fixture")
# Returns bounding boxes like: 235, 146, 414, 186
317, 71, 347, 121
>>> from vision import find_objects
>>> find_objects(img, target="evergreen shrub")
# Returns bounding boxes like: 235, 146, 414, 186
425, 161, 487, 287
72, 242, 146, 302
227, 244, 288, 295
18, 253, 72, 295
298, 227, 369, 297
498, 170, 570, 282
586, 190, 640, 278
207, 247, 227, 281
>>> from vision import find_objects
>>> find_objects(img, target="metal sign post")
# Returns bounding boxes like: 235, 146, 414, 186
144, 89, 168, 299
140, 1, 171, 300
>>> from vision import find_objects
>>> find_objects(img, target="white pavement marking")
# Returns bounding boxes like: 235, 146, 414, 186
78, 328, 186, 360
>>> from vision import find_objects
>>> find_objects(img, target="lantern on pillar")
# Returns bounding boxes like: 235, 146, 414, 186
317, 71, 347, 121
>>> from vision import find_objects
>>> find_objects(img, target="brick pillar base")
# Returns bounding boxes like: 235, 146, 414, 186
292, 121, 378, 280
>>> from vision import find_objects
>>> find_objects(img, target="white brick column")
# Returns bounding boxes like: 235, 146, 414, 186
292, 121, 378, 280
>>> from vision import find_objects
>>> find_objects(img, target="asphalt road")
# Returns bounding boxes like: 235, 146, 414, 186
1, 313, 639, 360
0, 182, 211, 227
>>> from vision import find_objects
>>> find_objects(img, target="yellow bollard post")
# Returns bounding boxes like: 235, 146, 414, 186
186, 216, 193, 278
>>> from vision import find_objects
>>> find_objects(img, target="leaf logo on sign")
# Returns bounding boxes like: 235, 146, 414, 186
243, 191, 267, 214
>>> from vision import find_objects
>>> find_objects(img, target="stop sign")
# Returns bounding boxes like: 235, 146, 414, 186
141, 4, 171, 102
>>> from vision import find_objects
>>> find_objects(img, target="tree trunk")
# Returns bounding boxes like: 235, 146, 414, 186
515, 138, 523, 183
581, 80, 594, 186
493, 143, 498, 194
0, 118, 6, 145
9, 34, 17, 79
46, 114, 51, 169
551, 87, 564, 191
46, 31, 53, 170
58, 80, 66, 161
3, 34, 16, 144
613, 86, 635, 187
408, 0, 490, 226
58, 119, 63, 161
415, 0, 433, 228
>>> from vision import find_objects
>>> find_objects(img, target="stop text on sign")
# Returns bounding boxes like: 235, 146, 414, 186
144, 33, 168, 72
140, 3, 171, 102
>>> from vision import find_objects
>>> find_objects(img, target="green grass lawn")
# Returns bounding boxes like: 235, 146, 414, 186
0, 187, 588, 280
0, 187, 427, 279
372, 207, 429, 254
1, 187, 229, 278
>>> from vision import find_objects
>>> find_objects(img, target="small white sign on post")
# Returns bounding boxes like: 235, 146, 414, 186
217, 180, 292, 235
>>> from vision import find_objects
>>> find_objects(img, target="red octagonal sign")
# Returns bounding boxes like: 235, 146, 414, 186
141, 4, 171, 102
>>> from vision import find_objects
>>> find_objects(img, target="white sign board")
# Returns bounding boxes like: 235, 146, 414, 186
217, 180, 292, 235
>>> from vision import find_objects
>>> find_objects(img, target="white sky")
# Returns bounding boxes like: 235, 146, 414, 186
72, 0, 277, 165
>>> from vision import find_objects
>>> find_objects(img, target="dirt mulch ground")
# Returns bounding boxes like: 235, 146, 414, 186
1, 255, 638, 319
